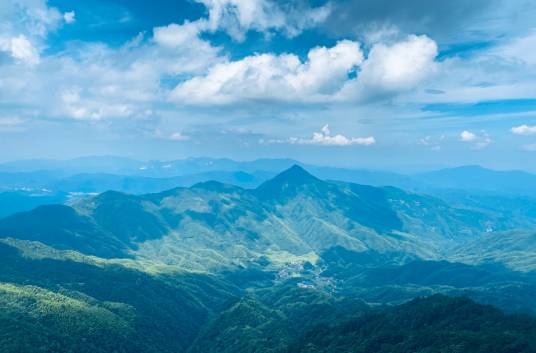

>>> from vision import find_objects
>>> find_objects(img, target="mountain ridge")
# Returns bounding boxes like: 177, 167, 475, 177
0, 165, 501, 269
1, 165, 536, 352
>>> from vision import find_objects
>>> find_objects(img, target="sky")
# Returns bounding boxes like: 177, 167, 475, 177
1, 0, 536, 171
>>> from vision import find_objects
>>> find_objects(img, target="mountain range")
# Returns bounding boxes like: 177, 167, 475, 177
1, 156, 536, 221
2, 156, 536, 193
0, 165, 520, 267
0, 163, 536, 352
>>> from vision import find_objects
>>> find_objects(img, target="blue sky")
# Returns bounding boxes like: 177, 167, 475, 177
1, 0, 536, 171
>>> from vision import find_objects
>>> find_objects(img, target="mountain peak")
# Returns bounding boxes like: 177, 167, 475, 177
254, 165, 321, 199
264, 164, 320, 186
279, 164, 318, 181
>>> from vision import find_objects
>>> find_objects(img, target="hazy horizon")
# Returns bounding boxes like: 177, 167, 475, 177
1, 154, 536, 174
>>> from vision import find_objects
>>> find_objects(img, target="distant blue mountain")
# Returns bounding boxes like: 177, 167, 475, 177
0, 191, 68, 219
2, 157, 536, 224
3, 157, 535, 195
415, 165, 536, 196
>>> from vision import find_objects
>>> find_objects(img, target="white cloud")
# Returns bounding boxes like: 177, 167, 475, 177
349, 34, 438, 96
0, 17, 224, 121
511, 124, 536, 135
276, 125, 375, 146
0, 21, 221, 122
171, 40, 364, 104
9, 35, 40, 64
460, 130, 477, 141
0, 0, 441, 125
409, 31, 536, 106
171, 35, 439, 105
152, 22, 222, 75
0, 0, 69, 66
0, 0, 63, 38
63, 11, 75, 24
490, 30, 536, 66
153, 21, 207, 47
460, 130, 491, 149
195, 0, 331, 41
419, 135, 444, 151
474, 134, 491, 149
169, 132, 190, 141
60, 87, 135, 121
0, 35, 40, 65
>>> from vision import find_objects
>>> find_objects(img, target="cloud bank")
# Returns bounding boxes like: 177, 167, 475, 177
171, 35, 438, 105
265, 125, 375, 146
512, 125, 536, 135
460, 130, 491, 149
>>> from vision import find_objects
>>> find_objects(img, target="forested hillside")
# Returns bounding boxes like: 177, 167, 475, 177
1, 166, 536, 352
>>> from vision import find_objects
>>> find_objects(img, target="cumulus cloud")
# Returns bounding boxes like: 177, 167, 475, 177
511, 124, 536, 135
63, 11, 75, 24
9, 35, 40, 64
266, 125, 375, 146
0, 14, 222, 122
171, 40, 364, 104
195, 0, 331, 41
460, 130, 491, 149
171, 35, 438, 105
60, 87, 140, 121
0, 0, 442, 126
0, 0, 63, 38
0, 0, 76, 66
0, 0, 437, 135
153, 21, 207, 47
460, 130, 477, 142
152, 22, 222, 74
354, 35, 438, 94
0, 35, 40, 64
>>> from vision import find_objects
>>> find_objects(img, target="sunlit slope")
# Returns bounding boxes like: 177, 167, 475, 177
0, 240, 237, 353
